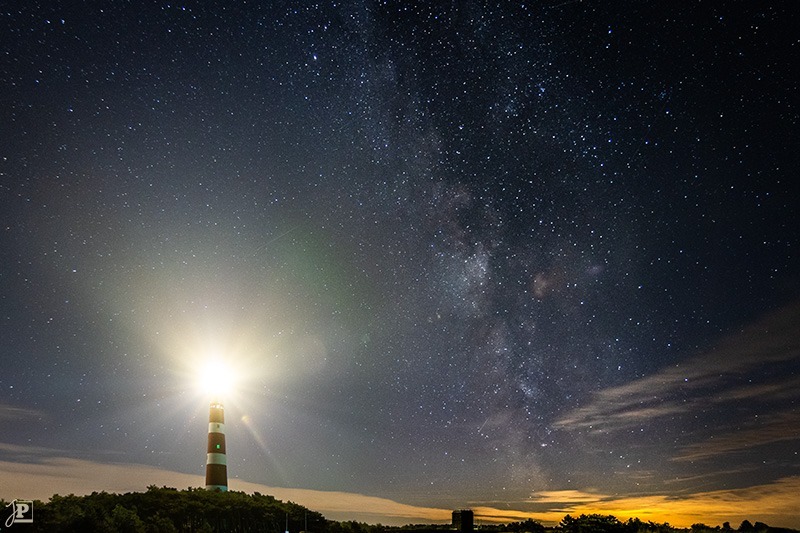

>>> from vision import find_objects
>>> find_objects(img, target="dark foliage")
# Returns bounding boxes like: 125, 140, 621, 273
558, 515, 796, 533
560, 514, 628, 533
20, 486, 326, 533
5, 494, 797, 533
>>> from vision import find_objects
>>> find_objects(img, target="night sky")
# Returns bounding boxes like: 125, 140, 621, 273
1, 1, 799, 528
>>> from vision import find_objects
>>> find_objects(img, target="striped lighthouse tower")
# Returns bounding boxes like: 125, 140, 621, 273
205, 399, 228, 491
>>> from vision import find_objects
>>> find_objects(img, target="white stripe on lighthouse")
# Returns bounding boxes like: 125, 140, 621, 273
206, 453, 227, 465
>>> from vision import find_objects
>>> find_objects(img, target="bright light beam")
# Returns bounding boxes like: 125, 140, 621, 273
197, 358, 237, 399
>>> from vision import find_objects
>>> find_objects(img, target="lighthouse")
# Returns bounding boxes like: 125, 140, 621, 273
205, 398, 228, 491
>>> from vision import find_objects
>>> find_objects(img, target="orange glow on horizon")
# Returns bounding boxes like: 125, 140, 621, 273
0, 445, 798, 530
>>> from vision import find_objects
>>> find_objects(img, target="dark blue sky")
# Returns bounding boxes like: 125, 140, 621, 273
1, 1, 798, 527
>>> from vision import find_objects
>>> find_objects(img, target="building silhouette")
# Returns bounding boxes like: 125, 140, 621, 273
453, 510, 474, 533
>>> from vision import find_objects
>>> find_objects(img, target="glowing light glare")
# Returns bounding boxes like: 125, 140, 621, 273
198, 359, 236, 398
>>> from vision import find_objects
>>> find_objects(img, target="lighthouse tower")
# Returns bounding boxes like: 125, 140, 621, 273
205, 399, 228, 491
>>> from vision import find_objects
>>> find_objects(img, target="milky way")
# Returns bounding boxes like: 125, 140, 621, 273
1, 1, 798, 527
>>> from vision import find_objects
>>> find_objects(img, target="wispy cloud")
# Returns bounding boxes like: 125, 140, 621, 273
532, 476, 800, 529
0, 442, 74, 465
553, 302, 800, 434
469, 506, 569, 525
0, 404, 45, 421
470, 478, 800, 528
0, 454, 450, 524
1, 451, 799, 528
672, 410, 800, 462
235, 481, 452, 523
527, 489, 607, 504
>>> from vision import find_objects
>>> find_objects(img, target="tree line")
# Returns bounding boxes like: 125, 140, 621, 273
388, 516, 796, 533
557, 515, 796, 533
2, 486, 324, 533
2, 490, 797, 533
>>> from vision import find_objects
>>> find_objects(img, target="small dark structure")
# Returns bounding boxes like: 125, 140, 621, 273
453, 510, 474, 533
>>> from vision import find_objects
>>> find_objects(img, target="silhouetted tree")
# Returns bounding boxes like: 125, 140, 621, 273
561, 514, 627, 533
506, 519, 545, 533
110, 504, 146, 533
692, 524, 718, 533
